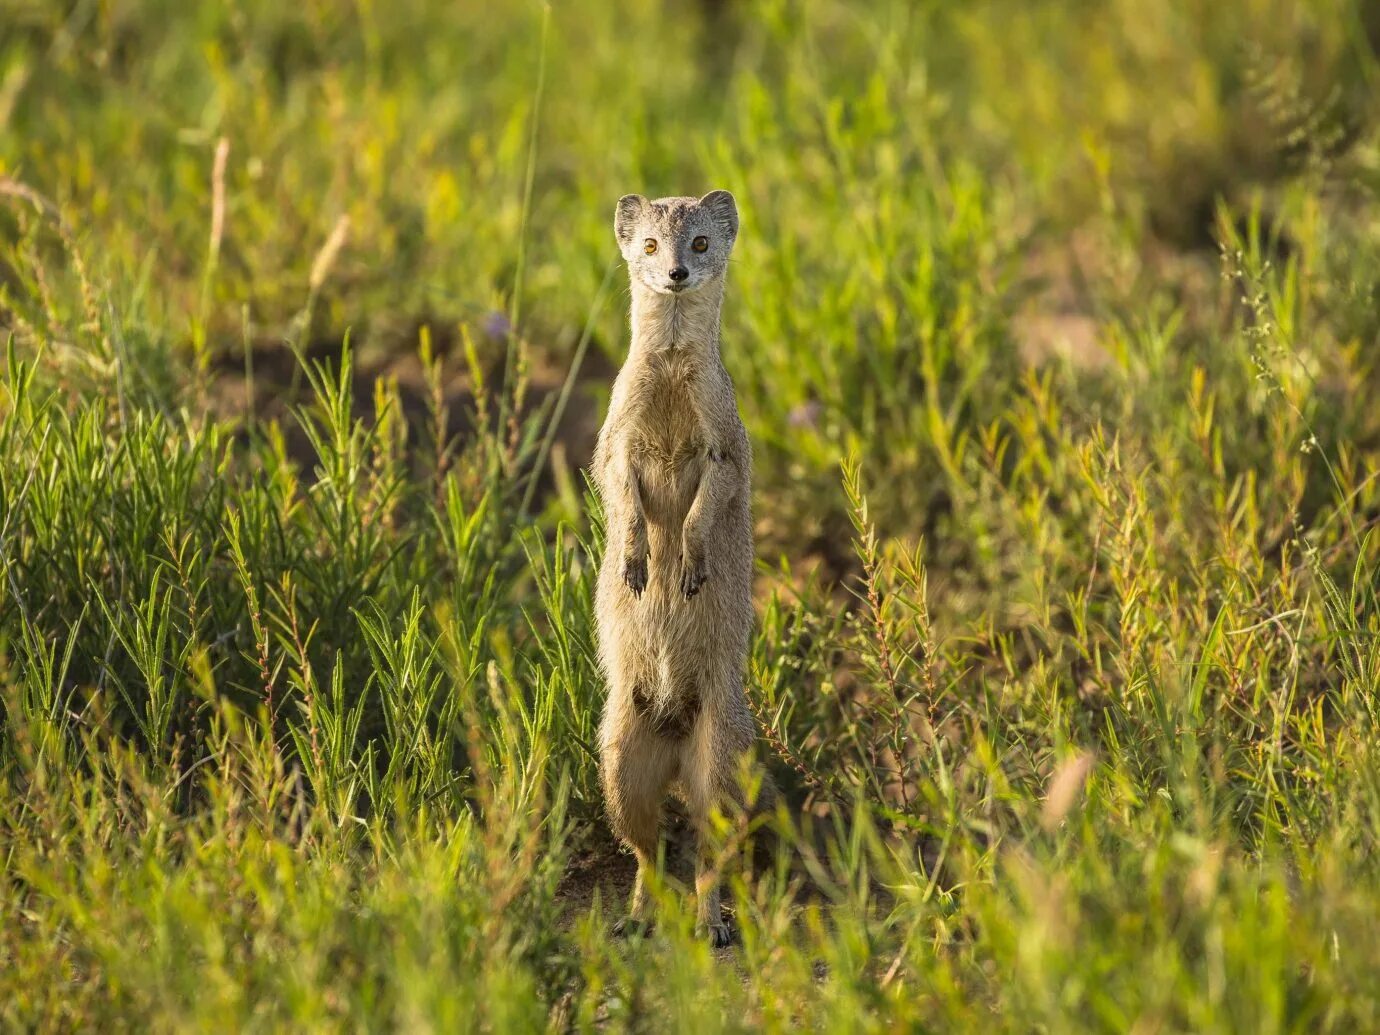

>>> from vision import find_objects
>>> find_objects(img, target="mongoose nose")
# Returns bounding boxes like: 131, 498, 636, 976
669, 266, 689, 282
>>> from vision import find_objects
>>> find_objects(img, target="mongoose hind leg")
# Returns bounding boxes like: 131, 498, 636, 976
601, 692, 677, 935
681, 711, 768, 949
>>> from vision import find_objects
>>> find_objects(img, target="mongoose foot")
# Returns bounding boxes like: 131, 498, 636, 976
612, 917, 654, 939
679, 555, 708, 598
698, 920, 736, 948
623, 556, 648, 598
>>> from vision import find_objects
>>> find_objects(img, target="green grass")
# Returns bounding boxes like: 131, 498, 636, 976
4, 0, 1380, 1029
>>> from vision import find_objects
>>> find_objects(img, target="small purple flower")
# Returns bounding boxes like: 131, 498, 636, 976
483, 311, 512, 341
787, 400, 823, 429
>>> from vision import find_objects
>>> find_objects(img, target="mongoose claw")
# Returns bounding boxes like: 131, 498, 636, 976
612, 917, 654, 939
679, 557, 708, 599
623, 556, 648, 598
698, 921, 736, 948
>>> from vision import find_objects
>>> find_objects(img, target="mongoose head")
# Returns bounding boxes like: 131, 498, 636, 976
613, 191, 739, 296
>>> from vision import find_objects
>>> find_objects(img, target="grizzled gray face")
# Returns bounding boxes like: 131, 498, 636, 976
613, 191, 739, 295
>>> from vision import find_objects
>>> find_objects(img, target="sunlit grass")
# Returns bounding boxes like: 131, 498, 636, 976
3, 0, 1380, 1029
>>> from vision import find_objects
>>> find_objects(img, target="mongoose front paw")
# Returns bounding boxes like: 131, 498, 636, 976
623, 556, 648, 597
679, 554, 708, 599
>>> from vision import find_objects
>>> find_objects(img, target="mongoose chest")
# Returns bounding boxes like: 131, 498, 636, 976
629, 365, 707, 468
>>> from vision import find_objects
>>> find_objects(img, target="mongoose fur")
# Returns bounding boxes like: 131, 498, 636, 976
593, 190, 772, 948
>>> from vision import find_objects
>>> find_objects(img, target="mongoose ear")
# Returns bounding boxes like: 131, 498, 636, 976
699, 190, 739, 241
614, 194, 647, 248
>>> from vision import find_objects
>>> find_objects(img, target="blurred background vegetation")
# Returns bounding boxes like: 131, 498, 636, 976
4, 0, 1380, 1029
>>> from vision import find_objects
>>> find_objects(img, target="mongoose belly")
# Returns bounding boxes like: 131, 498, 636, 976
594, 437, 752, 714
619, 495, 753, 677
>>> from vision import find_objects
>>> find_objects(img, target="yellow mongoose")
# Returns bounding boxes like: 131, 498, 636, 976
593, 190, 770, 947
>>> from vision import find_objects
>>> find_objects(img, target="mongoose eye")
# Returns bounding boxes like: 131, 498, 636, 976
691, 236, 709, 253
643, 239, 658, 255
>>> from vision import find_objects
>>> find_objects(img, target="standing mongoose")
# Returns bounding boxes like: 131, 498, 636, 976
593, 189, 771, 947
